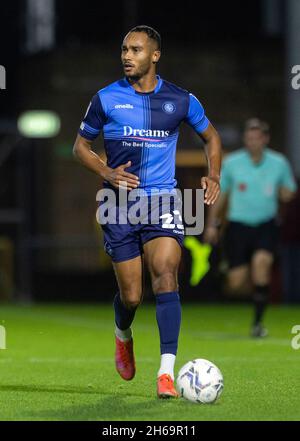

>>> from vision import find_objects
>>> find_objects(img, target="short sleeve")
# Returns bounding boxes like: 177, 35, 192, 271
185, 93, 210, 134
279, 157, 297, 192
78, 94, 107, 141
220, 158, 232, 193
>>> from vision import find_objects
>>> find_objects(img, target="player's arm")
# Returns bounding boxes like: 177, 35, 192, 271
278, 187, 296, 203
199, 123, 222, 205
73, 135, 139, 190
184, 94, 222, 205
73, 134, 107, 176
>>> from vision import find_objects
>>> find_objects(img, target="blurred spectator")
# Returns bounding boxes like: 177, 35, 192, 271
204, 118, 297, 337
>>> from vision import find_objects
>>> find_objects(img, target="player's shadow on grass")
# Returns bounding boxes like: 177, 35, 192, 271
0, 384, 147, 398
22, 394, 192, 421
0, 385, 221, 420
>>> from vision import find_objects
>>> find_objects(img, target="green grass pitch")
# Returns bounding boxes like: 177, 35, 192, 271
0, 302, 299, 421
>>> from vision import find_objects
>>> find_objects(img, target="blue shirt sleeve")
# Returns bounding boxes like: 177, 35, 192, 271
78, 93, 107, 141
185, 93, 210, 134
279, 157, 297, 192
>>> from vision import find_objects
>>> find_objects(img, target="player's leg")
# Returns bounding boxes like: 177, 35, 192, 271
224, 222, 252, 296
143, 236, 182, 398
250, 249, 274, 337
100, 191, 145, 380
112, 255, 143, 380
249, 219, 277, 337
113, 255, 144, 337
226, 265, 251, 296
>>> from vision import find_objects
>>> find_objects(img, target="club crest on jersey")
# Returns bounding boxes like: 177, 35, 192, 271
162, 102, 176, 114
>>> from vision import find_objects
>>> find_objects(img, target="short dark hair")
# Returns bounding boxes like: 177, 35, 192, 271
244, 118, 270, 135
127, 25, 161, 51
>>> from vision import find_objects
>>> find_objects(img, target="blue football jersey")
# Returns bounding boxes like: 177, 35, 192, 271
78, 75, 210, 193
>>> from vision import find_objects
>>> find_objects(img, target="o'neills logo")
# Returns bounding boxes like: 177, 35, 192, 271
115, 104, 133, 109
123, 126, 170, 138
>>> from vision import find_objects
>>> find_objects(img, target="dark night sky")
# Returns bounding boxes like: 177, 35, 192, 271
56, 0, 263, 46
0, 0, 281, 117
1, 0, 265, 58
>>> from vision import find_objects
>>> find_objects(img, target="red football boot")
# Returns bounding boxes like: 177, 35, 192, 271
157, 374, 179, 398
115, 336, 136, 381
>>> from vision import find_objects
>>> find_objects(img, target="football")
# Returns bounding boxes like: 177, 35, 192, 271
176, 358, 223, 404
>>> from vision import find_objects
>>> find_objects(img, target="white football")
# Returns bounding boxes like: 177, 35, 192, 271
176, 358, 223, 404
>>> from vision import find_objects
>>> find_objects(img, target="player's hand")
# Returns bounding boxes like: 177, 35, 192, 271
101, 161, 140, 190
203, 226, 219, 245
201, 176, 220, 205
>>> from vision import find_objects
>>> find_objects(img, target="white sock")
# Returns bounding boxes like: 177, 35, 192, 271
115, 325, 132, 342
157, 353, 176, 380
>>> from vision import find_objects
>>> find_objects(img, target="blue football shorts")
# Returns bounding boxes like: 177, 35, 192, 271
98, 189, 185, 263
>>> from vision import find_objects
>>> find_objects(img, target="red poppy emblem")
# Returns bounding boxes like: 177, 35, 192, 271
238, 183, 247, 191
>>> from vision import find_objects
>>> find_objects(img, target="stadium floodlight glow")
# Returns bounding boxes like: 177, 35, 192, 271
17, 111, 61, 138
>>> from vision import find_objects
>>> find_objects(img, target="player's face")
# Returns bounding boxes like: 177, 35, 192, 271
244, 129, 267, 155
121, 32, 160, 80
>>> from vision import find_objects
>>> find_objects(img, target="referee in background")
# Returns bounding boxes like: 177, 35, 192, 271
204, 118, 297, 337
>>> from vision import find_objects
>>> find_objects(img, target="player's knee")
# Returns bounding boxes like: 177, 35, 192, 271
252, 270, 271, 286
252, 252, 273, 284
252, 252, 273, 271
150, 259, 177, 277
226, 276, 247, 294
151, 265, 178, 293
122, 297, 141, 310
120, 289, 142, 309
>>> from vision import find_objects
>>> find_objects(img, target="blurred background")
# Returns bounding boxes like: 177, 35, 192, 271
0, 0, 299, 304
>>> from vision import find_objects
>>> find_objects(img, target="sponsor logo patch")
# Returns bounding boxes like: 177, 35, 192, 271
115, 104, 134, 109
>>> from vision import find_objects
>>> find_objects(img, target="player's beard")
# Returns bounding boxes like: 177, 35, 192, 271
125, 72, 140, 81
125, 63, 151, 82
